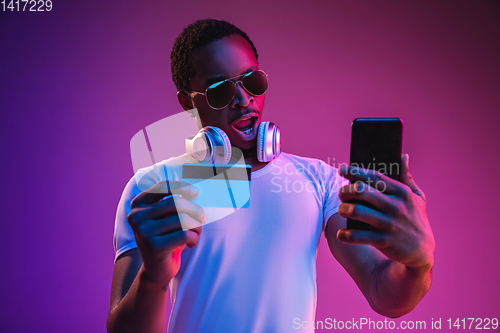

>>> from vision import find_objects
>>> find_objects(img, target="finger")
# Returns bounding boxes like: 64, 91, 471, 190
337, 228, 389, 248
338, 181, 390, 210
139, 195, 179, 220
151, 228, 201, 251
131, 181, 200, 208
178, 213, 205, 231
136, 215, 182, 237
139, 215, 204, 238
186, 226, 202, 248
400, 154, 426, 201
144, 196, 207, 222
338, 202, 394, 231
338, 166, 403, 195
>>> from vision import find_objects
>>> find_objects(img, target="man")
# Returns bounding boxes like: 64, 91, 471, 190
107, 19, 435, 333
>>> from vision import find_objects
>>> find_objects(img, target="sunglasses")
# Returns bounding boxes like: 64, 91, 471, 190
190, 70, 268, 110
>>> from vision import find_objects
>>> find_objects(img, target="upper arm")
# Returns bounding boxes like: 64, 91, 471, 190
109, 248, 143, 311
324, 213, 387, 304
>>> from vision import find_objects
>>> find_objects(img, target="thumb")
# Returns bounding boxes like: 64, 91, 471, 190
400, 154, 425, 201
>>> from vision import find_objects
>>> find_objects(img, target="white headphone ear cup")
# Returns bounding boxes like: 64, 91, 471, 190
257, 122, 268, 162
186, 131, 211, 163
206, 126, 232, 164
186, 126, 231, 164
257, 121, 281, 162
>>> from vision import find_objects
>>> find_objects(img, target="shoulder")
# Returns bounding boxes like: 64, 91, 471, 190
127, 153, 196, 193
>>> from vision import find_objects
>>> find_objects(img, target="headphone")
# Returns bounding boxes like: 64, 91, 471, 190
185, 121, 281, 164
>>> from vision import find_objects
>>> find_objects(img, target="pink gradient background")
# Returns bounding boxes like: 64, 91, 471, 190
1, 0, 499, 331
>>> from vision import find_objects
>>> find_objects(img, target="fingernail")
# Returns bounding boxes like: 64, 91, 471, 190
160, 194, 181, 201
337, 228, 350, 241
356, 182, 364, 191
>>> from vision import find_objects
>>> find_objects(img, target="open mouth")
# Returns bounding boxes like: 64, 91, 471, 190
232, 115, 258, 135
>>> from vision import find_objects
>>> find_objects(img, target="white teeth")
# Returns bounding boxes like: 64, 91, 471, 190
234, 125, 253, 135
233, 117, 256, 134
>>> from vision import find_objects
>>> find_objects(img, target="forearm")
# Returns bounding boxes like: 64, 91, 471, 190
107, 265, 170, 333
368, 259, 432, 318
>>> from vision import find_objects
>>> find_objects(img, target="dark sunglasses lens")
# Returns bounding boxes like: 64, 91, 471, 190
206, 80, 236, 109
243, 71, 268, 95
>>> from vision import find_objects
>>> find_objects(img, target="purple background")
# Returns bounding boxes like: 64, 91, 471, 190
1, 0, 499, 331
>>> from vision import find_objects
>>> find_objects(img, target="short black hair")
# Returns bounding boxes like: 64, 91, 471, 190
170, 18, 259, 93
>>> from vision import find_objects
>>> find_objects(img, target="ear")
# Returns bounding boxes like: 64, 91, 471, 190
177, 91, 194, 111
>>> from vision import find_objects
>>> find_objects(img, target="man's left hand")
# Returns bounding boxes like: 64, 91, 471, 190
337, 154, 435, 271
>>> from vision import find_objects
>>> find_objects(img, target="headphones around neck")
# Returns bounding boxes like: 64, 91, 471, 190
185, 121, 281, 164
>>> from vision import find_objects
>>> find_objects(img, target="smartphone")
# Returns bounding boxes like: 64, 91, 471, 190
346, 118, 403, 230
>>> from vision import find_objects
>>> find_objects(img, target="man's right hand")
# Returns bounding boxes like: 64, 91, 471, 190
126, 181, 207, 285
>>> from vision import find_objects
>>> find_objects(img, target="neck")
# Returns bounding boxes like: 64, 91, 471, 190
230, 146, 269, 172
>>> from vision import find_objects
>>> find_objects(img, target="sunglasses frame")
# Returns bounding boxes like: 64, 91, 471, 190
189, 69, 268, 110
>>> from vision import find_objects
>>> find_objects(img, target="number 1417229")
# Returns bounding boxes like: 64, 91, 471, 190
2, 0, 52, 11
447, 318, 498, 330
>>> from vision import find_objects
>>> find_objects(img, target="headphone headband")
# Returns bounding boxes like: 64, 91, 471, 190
186, 122, 281, 164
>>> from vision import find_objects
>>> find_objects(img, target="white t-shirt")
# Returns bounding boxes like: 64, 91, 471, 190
113, 152, 348, 333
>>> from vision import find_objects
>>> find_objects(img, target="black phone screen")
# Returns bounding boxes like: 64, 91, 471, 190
346, 118, 403, 230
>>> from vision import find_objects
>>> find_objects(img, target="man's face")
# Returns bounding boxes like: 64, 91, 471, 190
189, 34, 265, 151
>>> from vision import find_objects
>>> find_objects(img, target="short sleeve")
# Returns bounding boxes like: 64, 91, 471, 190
319, 161, 349, 230
112, 156, 190, 262
113, 166, 163, 262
